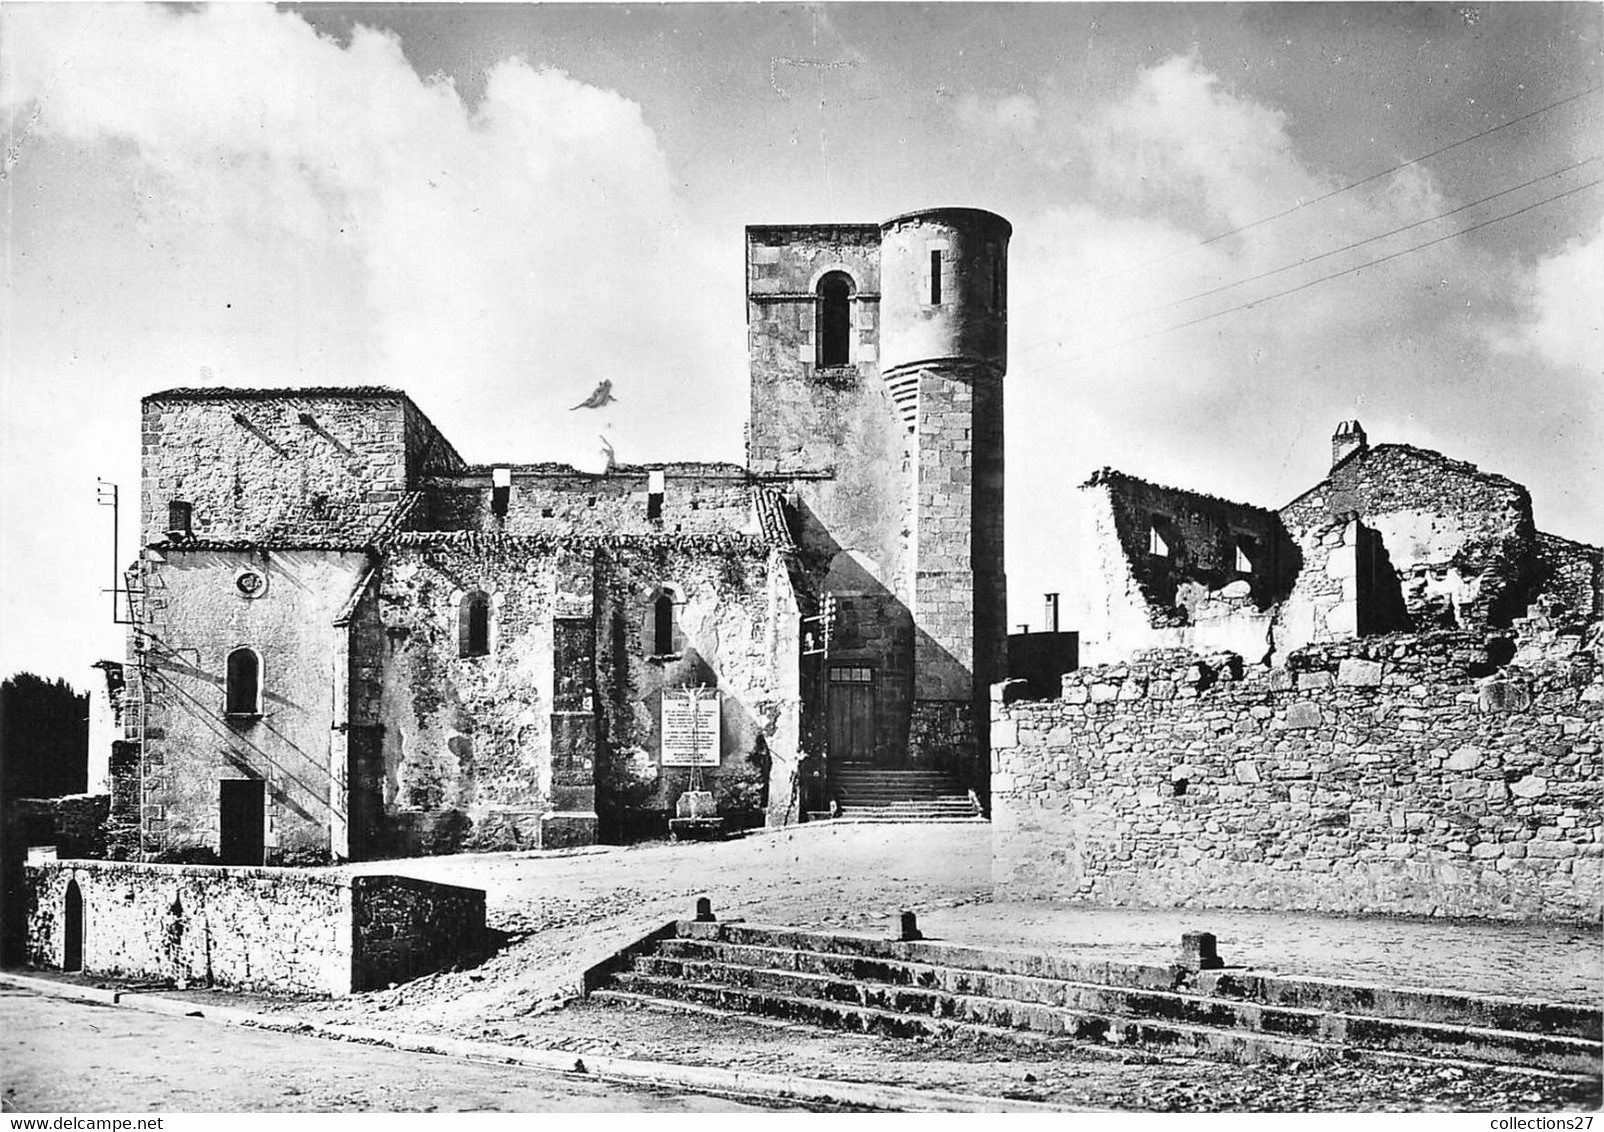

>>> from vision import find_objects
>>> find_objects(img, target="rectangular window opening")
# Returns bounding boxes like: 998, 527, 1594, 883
929, 250, 943, 304
647, 470, 665, 521
167, 500, 193, 537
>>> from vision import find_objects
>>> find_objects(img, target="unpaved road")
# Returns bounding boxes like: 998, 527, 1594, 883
0, 987, 800, 1113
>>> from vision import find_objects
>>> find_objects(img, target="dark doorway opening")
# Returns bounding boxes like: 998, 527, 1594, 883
219, 779, 265, 866
63, 880, 83, 972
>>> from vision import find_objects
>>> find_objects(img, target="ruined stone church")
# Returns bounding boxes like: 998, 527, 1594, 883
114, 208, 1012, 863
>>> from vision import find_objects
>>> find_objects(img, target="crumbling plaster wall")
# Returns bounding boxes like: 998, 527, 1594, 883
376, 536, 559, 854
132, 548, 370, 864
992, 631, 1602, 921
595, 542, 800, 835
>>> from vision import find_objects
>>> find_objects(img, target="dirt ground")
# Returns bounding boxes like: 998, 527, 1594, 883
158, 822, 1601, 1112
0, 987, 805, 1112
17, 823, 1601, 1112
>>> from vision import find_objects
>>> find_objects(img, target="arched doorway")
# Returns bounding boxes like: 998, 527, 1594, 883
63, 879, 83, 972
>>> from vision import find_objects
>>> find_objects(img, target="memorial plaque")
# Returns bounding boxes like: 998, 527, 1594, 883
661, 690, 720, 767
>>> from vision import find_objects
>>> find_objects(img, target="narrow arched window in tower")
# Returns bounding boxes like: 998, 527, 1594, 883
816, 272, 853, 367
460, 591, 491, 657
225, 647, 261, 716
653, 593, 675, 656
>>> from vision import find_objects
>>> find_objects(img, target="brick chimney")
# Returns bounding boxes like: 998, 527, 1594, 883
1331, 420, 1367, 468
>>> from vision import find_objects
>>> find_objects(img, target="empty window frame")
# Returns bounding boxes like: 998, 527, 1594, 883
460, 591, 491, 657
1149, 520, 1171, 558
1235, 536, 1256, 575
225, 647, 262, 716
815, 272, 854, 366
167, 500, 193, 537
929, 250, 943, 304
648, 587, 681, 657
647, 469, 665, 521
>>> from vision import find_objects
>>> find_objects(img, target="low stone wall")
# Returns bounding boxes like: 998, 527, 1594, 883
351, 873, 487, 991
24, 860, 485, 995
992, 631, 1602, 922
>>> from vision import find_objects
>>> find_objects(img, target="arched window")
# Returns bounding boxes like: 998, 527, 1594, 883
648, 586, 680, 657
816, 272, 854, 367
225, 647, 261, 716
460, 591, 491, 657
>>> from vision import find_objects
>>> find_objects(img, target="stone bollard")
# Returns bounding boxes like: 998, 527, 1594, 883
695, 896, 716, 923
899, 911, 923, 941
1179, 931, 1223, 970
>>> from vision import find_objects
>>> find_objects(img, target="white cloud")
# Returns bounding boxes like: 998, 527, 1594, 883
0, 3, 742, 680
1498, 218, 1604, 375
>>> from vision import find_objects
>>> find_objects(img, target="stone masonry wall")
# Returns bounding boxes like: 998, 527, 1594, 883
1281, 445, 1537, 628
422, 464, 754, 536
349, 874, 486, 991
992, 631, 1602, 921
141, 391, 431, 546
25, 860, 485, 996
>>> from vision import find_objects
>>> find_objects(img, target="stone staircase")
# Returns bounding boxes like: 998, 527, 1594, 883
827, 766, 983, 822
584, 920, 1602, 1078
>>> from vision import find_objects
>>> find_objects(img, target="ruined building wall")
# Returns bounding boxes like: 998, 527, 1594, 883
372, 533, 796, 852
1535, 532, 1604, 619
140, 389, 461, 546
593, 542, 800, 838
130, 548, 370, 864
421, 464, 755, 536
1074, 471, 1295, 666
1280, 445, 1537, 629
376, 535, 561, 854
992, 632, 1602, 921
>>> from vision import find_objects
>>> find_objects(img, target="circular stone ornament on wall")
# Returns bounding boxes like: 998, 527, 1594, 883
234, 567, 268, 599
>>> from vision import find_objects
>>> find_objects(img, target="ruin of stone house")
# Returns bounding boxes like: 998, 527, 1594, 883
109, 207, 1011, 864
998, 420, 1603, 922
1072, 420, 1603, 667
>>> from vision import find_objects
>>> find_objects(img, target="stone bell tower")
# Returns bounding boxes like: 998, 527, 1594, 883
878, 208, 1011, 776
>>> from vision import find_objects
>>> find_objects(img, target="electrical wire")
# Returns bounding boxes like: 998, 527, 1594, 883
1014, 176, 1603, 376
1013, 154, 1600, 355
1011, 84, 1602, 315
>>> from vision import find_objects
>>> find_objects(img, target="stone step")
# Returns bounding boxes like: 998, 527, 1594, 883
600, 974, 1353, 1065
672, 922, 1601, 1041
583, 921, 1603, 1077
630, 950, 1600, 1074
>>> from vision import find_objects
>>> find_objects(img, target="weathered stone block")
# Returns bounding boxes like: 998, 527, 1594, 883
1337, 658, 1384, 687
1298, 671, 1334, 690
1479, 680, 1532, 713
1510, 775, 1548, 800
1285, 702, 1322, 729
1445, 747, 1484, 772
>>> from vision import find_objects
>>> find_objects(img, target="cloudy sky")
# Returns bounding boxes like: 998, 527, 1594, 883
2, 2, 1600, 683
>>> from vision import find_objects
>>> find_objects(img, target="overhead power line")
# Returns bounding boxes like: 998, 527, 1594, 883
1014, 154, 1600, 355
1012, 84, 1602, 315
1014, 176, 1603, 377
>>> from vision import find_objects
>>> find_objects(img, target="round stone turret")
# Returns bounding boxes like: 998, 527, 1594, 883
878, 207, 1011, 380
